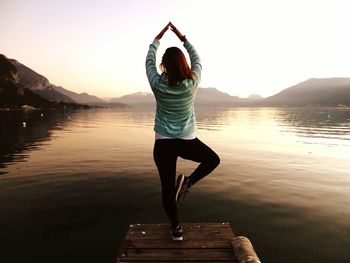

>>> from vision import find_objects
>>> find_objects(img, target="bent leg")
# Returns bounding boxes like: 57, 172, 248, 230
153, 139, 179, 228
179, 138, 220, 186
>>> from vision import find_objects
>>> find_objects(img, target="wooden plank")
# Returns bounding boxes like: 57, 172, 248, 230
128, 222, 232, 229
127, 223, 232, 233
125, 223, 234, 240
120, 248, 235, 261
116, 223, 238, 263
117, 262, 236, 263
122, 239, 233, 249
125, 231, 234, 240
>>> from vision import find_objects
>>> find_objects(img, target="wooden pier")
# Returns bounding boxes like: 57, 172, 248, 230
116, 222, 250, 263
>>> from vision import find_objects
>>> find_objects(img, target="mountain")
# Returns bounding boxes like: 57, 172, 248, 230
9, 59, 75, 103
0, 54, 60, 108
110, 91, 155, 105
4, 53, 349, 108
52, 85, 105, 105
248, 94, 263, 100
110, 88, 249, 106
9, 59, 49, 91
10, 58, 105, 105
111, 78, 350, 107
195, 87, 240, 105
263, 78, 350, 106
1, 54, 93, 109
33, 86, 77, 103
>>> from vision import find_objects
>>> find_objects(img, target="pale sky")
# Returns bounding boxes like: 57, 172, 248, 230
1, 0, 350, 98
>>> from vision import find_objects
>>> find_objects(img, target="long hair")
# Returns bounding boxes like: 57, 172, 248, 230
160, 47, 194, 86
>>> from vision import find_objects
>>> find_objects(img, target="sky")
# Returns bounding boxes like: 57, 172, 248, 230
1, 0, 350, 99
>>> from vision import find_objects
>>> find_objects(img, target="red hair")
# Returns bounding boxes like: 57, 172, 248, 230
160, 47, 194, 85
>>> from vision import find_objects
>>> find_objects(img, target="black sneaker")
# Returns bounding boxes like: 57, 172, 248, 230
170, 224, 183, 241
175, 174, 190, 203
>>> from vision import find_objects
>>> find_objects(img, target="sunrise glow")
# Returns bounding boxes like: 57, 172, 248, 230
1, 0, 350, 98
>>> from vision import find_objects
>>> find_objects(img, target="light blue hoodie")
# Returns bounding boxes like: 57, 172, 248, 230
145, 38, 202, 137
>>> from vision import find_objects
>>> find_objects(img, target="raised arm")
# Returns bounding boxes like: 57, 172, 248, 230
169, 22, 187, 42
146, 23, 170, 88
156, 22, 170, 40
169, 23, 202, 83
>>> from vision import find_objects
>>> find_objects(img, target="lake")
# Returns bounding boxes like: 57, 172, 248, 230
0, 107, 349, 263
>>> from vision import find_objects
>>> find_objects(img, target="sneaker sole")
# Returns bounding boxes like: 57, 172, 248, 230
169, 230, 183, 241
175, 174, 185, 202
171, 236, 183, 241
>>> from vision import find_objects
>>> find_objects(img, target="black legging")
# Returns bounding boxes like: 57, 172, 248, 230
153, 137, 220, 228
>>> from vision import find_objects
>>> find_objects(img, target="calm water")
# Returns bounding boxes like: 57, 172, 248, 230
0, 107, 350, 263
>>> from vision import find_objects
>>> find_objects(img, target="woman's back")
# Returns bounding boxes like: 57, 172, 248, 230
146, 37, 202, 137
146, 22, 220, 242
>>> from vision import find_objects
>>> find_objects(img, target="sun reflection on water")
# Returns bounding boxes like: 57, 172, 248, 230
1, 107, 350, 262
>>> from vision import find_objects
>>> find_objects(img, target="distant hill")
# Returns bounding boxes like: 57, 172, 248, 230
248, 94, 263, 100
195, 87, 240, 105
9, 59, 75, 103
0, 54, 65, 108
9, 59, 49, 90
110, 91, 155, 105
9, 58, 105, 105
112, 78, 350, 107
52, 85, 105, 105
110, 88, 253, 106
263, 78, 350, 106
4, 53, 349, 108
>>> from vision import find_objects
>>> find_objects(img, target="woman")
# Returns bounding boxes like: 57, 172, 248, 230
146, 22, 220, 241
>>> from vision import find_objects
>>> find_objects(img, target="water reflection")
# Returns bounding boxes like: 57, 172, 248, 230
275, 108, 350, 146
1, 107, 350, 263
0, 110, 76, 174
